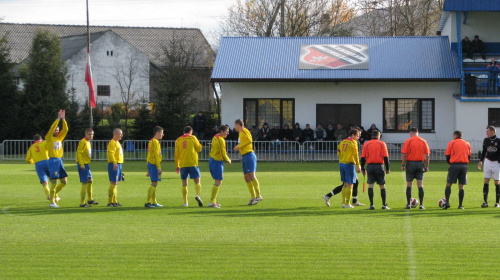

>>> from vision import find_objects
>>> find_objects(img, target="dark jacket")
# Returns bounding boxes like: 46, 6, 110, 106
192, 114, 206, 132
302, 128, 314, 141
257, 126, 271, 141
280, 128, 293, 141
292, 128, 303, 142
270, 128, 280, 141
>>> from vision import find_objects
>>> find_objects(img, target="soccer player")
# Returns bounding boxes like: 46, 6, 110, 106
208, 125, 232, 208
46, 109, 68, 208
477, 126, 500, 208
401, 127, 430, 210
107, 128, 124, 207
335, 129, 361, 208
361, 130, 390, 210
233, 119, 262, 205
145, 126, 164, 208
76, 128, 98, 207
25, 134, 51, 202
175, 126, 203, 207
443, 131, 471, 210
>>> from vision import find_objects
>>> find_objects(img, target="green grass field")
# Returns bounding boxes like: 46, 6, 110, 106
1, 161, 498, 279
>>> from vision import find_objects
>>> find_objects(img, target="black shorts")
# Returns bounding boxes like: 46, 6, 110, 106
366, 164, 386, 185
447, 163, 468, 185
406, 161, 425, 181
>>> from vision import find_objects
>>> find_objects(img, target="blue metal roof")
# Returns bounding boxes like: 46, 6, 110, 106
211, 37, 460, 82
443, 0, 500, 11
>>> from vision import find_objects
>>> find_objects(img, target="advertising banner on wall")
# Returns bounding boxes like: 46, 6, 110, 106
299, 44, 369, 70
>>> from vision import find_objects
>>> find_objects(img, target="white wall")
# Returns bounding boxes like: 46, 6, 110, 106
66, 31, 150, 108
221, 81, 459, 146
442, 12, 500, 43
455, 100, 500, 144
441, 13, 456, 43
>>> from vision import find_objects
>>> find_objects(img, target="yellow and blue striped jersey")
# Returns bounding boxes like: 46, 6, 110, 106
338, 137, 360, 167
76, 138, 92, 165
26, 140, 49, 164
45, 119, 68, 158
175, 134, 202, 168
107, 139, 124, 164
210, 134, 230, 162
238, 128, 253, 156
147, 138, 162, 169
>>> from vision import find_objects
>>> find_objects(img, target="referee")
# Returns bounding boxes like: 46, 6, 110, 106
478, 126, 500, 208
443, 131, 471, 209
401, 127, 430, 209
361, 130, 390, 210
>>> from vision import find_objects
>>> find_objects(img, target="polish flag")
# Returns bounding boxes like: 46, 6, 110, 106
85, 48, 96, 108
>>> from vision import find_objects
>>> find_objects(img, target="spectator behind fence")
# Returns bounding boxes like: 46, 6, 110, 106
487, 58, 500, 95
462, 36, 472, 59
314, 123, 327, 141
326, 123, 336, 141
366, 123, 381, 141
303, 124, 314, 142
250, 125, 258, 141
280, 124, 293, 141
270, 124, 281, 150
333, 124, 347, 141
192, 111, 207, 140
359, 126, 369, 145
292, 123, 303, 143
257, 123, 271, 141
470, 35, 486, 60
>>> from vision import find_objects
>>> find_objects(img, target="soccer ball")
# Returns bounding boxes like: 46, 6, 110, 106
410, 198, 419, 208
438, 198, 447, 208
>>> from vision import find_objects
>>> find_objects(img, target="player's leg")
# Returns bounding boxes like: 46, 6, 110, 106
405, 163, 414, 208
458, 185, 465, 209
242, 154, 256, 202
494, 162, 500, 207
54, 159, 68, 197
352, 179, 364, 206
209, 158, 223, 208
77, 164, 89, 207
246, 153, 261, 202
380, 185, 388, 209
368, 184, 375, 209
194, 176, 203, 207
87, 177, 97, 205
42, 182, 50, 200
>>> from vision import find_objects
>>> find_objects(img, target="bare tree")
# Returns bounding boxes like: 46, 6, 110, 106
111, 55, 140, 133
220, 0, 355, 37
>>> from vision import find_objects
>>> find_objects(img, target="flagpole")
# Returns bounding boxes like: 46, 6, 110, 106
87, 0, 93, 128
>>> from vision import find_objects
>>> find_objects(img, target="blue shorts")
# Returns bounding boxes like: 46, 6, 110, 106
48, 157, 68, 180
35, 160, 50, 184
340, 163, 357, 184
209, 157, 224, 180
77, 164, 92, 183
180, 166, 201, 180
148, 162, 161, 182
242, 152, 257, 174
108, 163, 123, 182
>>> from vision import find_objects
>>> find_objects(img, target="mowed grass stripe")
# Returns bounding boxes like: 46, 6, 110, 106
0, 161, 498, 279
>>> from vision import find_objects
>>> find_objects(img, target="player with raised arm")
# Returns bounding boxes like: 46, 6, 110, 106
233, 119, 262, 205
145, 126, 164, 208
443, 131, 471, 210
76, 128, 98, 207
401, 127, 430, 210
477, 126, 500, 208
107, 128, 124, 207
174, 126, 203, 207
25, 134, 51, 202
46, 109, 68, 208
361, 130, 390, 210
208, 125, 232, 208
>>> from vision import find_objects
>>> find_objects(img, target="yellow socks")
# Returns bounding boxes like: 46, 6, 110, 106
87, 181, 93, 201
211, 185, 220, 203
80, 183, 88, 204
182, 186, 188, 204
49, 181, 57, 201
342, 186, 347, 204
42, 185, 50, 198
152, 187, 157, 204
247, 181, 256, 199
147, 185, 155, 204
251, 178, 261, 198
108, 184, 115, 204
346, 186, 353, 205
54, 182, 66, 196
195, 183, 202, 197
113, 186, 118, 203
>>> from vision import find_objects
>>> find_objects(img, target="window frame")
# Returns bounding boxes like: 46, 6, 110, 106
243, 98, 295, 128
383, 98, 435, 133
97, 85, 111, 97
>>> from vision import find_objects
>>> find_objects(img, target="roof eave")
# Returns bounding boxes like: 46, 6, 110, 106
211, 78, 461, 83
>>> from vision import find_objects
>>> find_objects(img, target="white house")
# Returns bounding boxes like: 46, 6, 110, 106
211, 0, 500, 150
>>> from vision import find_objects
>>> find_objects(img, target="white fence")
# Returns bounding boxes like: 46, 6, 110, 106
2, 139, 484, 162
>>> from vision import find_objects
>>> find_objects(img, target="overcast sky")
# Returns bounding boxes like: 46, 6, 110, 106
0, 0, 235, 45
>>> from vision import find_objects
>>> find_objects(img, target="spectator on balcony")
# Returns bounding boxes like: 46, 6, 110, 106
470, 35, 486, 60
333, 124, 347, 141
462, 36, 472, 59
487, 58, 500, 95
292, 123, 303, 143
302, 124, 314, 142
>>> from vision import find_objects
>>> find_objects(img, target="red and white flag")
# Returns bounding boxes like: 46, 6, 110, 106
85, 48, 96, 108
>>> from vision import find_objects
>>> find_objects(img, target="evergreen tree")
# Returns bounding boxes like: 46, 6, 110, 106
131, 106, 156, 140
0, 34, 20, 141
19, 30, 68, 139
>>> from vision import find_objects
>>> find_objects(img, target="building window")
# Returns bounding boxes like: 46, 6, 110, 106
97, 85, 110, 96
383, 98, 434, 132
488, 108, 500, 127
106, 51, 114, 56
243, 98, 295, 128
